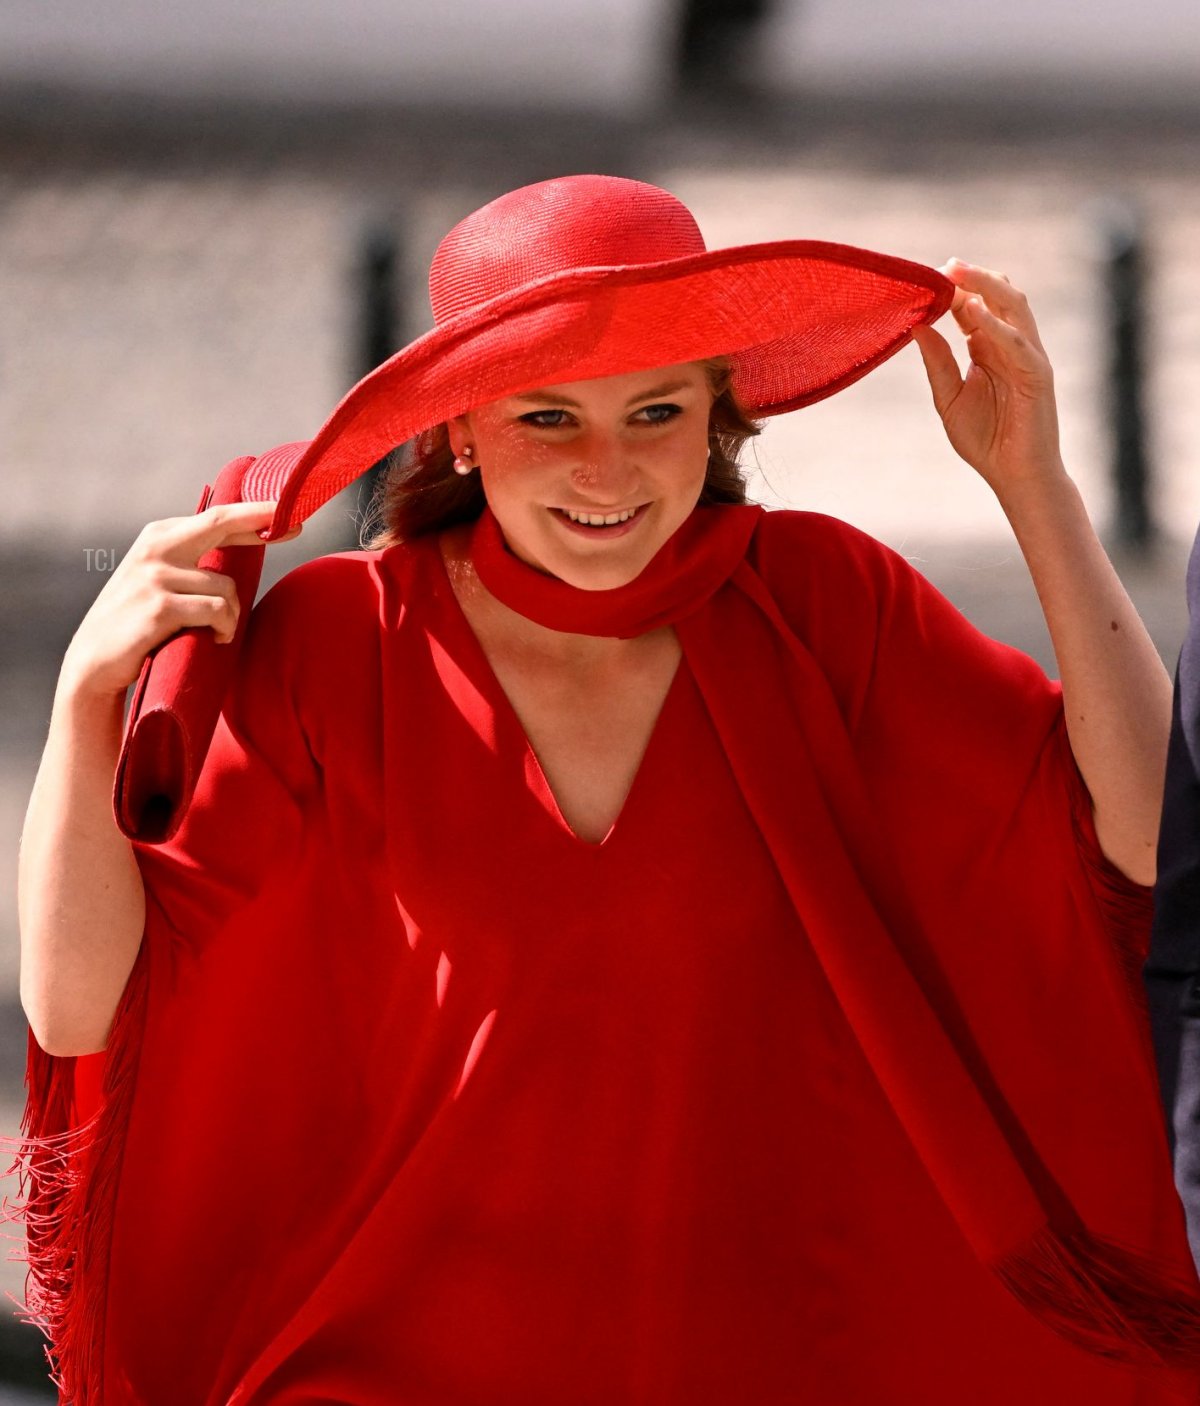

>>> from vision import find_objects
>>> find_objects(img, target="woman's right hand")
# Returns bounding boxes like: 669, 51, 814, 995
60, 501, 302, 701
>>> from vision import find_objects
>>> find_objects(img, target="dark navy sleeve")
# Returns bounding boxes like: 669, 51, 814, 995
1147, 521, 1200, 1266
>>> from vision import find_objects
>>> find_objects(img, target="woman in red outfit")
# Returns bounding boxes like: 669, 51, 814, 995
15, 175, 1200, 1403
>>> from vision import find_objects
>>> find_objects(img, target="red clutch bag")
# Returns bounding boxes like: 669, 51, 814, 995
112, 455, 266, 844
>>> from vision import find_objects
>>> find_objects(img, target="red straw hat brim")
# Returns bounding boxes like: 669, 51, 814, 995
247, 240, 952, 535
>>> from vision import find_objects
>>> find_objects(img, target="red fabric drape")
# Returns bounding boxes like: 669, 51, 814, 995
8, 506, 1200, 1402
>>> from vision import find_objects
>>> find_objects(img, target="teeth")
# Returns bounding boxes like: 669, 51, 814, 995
564, 506, 638, 525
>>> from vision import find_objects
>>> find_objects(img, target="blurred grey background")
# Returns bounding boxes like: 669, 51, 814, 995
2, 0, 1199, 1393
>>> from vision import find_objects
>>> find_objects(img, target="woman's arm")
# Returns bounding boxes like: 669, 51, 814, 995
911, 262, 1170, 886
19, 502, 299, 1056
19, 674, 146, 1057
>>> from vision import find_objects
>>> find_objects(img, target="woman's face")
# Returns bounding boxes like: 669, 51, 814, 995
450, 362, 714, 591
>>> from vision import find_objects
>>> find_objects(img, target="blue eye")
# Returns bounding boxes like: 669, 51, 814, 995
517, 403, 682, 429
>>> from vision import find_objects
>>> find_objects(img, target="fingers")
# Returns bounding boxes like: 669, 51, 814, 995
162, 591, 243, 646
910, 324, 964, 421
195, 501, 302, 550
145, 563, 244, 643
951, 293, 1050, 384
941, 259, 1046, 355
144, 502, 302, 566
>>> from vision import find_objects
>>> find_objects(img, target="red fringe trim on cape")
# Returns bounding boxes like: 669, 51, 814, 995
1, 942, 149, 1404
995, 1225, 1200, 1370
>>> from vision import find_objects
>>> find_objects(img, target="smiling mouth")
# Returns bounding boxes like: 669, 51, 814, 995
550, 502, 650, 528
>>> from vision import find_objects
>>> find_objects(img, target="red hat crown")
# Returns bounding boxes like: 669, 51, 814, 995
428, 175, 707, 326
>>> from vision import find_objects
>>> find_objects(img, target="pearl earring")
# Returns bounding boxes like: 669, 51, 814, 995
452, 444, 476, 476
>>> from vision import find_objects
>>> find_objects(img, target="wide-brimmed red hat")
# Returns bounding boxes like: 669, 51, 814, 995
248, 173, 952, 538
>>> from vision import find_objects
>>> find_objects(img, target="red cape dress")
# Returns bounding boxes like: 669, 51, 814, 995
12, 507, 1200, 1404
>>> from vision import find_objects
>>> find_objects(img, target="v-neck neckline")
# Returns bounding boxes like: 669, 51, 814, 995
430, 531, 688, 851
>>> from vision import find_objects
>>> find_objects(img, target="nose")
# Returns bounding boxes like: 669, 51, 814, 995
569, 428, 639, 503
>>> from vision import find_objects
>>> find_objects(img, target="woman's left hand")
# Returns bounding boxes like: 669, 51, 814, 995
911, 261, 1065, 502
914, 259, 1172, 886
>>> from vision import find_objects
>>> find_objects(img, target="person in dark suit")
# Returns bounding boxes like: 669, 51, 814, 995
1149, 525, 1200, 1265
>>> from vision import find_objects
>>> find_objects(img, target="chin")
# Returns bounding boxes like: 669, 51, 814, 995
553, 536, 667, 591
516, 510, 669, 589
565, 562, 648, 592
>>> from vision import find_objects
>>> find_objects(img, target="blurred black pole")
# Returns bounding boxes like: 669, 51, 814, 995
352, 220, 404, 544
676, 0, 776, 95
1102, 202, 1154, 551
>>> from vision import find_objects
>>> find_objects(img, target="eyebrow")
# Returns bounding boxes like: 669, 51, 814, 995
510, 378, 695, 408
